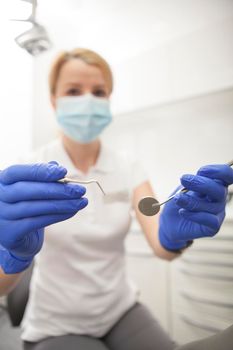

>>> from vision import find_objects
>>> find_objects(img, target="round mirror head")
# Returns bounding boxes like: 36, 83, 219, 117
138, 197, 160, 216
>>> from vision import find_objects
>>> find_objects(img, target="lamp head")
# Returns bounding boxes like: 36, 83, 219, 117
15, 23, 52, 56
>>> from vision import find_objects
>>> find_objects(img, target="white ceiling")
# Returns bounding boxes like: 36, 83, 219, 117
8, 0, 233, 63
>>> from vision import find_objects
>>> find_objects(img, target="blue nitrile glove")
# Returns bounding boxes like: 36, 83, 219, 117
0, 162, 88, 274
159, 164, 233, 252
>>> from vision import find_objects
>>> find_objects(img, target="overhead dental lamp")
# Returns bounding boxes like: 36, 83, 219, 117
12, 0, 52, 56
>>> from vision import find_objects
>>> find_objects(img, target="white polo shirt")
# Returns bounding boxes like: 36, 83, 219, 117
20, 139, 148, 342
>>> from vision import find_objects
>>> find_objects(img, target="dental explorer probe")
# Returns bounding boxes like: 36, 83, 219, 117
138, 159, 233, 216
58, 177, 106, 195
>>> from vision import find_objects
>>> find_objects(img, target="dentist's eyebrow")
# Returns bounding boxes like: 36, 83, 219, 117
93, 84, 106, 88
64, 82, 83, 87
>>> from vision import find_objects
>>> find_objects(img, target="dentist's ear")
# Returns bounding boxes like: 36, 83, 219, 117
50, 95, 56, 110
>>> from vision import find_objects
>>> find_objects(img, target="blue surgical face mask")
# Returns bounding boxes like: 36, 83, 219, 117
56, 93, 112, 144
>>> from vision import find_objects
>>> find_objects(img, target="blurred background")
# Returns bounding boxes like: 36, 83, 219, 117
0, 0, 233, 348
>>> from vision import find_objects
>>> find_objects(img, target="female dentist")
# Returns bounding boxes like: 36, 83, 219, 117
0, 48, 233, 350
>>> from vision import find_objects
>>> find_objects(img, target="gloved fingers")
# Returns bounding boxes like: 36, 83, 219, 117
180, 174, 227, 202
0, 181, 86, 203
0, 198, 88, 220
48, 161, 59, 165
197, 164, 233, 186
0, 163, 67, 185
1, 200, 88, 244
8, 228, 45, 258
175, 192, 225, 214
18, 203, 88, 232
179, 208, 225, 234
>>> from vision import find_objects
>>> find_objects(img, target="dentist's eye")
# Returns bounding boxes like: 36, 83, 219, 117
93, 89, 107, 97
66, 88, 82, 96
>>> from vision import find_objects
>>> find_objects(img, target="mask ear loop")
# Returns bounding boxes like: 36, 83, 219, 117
58, 177, 106, 195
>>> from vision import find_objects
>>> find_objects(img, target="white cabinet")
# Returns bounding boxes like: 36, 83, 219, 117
170, 216, 233, 345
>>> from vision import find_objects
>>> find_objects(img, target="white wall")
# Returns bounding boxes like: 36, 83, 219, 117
112, 17, 233, 114
0, 3, 33, 168
103, 89, 233, 199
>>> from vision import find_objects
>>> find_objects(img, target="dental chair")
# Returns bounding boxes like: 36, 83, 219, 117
7, 264, 33, 327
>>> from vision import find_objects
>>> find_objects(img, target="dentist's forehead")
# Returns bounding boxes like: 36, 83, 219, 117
57, 59, 107, 85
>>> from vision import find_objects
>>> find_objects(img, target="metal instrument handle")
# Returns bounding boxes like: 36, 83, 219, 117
58, 177, 105, 195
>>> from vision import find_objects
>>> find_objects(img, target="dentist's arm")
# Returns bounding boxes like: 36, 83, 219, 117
0, 268, 25, 296
133, 180, 178, 260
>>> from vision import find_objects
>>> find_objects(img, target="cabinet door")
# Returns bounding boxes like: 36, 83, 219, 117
170, 219, 233, 345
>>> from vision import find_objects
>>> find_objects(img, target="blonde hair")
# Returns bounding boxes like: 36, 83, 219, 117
49, 48, 113, 95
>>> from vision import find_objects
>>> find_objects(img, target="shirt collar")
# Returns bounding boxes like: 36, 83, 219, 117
53, 139, 114, 176
93, 143, 115, 173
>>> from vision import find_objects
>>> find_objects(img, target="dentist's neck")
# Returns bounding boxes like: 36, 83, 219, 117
61, 134, 101, 174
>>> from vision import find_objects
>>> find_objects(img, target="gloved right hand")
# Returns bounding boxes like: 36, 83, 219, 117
0, 162, 88, 274
159, 164, 233, 253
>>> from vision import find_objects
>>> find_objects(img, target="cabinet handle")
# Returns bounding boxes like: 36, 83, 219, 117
179, 291, 233, 308
181, 257, 233, 268
179, 314, 223, 333
178, 267, 233, 281
188, 247, 233, 254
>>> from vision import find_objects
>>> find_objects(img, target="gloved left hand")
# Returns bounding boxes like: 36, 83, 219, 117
159, 164, 233, 252
0, 162, 88, 274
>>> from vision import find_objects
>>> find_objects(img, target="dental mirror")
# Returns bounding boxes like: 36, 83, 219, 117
138, 196, 161, 216
138, 187, 187, 216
